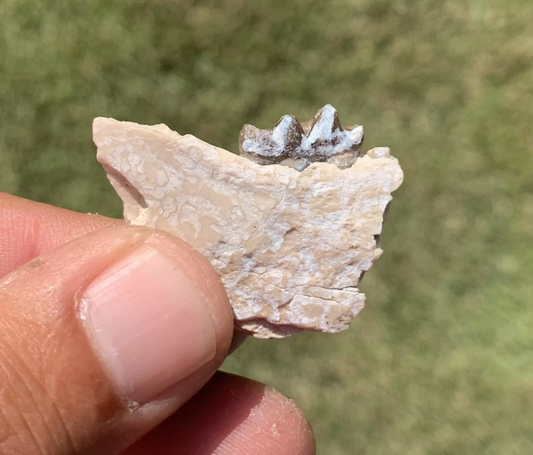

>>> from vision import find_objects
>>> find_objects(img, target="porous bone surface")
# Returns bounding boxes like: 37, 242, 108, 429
93, 117, 403, 338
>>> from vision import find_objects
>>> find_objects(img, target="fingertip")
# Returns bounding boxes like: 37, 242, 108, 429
143, 230, 235, 357
0, 222, 236, 454
262, 387, 316, 455
75, 226, 234, 404
124, 372, 316, 455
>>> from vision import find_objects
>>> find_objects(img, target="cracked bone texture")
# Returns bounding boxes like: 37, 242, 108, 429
93, 117, 403, 339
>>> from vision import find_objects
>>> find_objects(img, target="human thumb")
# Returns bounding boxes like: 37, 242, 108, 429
0, 225, 234, 454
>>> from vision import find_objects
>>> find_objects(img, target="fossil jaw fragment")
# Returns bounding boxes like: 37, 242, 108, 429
239, 104, 364, 171
93, 106, 403, 339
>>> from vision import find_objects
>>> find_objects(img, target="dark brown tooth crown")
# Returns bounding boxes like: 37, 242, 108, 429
239, 104, 364, 171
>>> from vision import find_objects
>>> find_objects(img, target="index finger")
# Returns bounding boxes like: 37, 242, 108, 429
0, 192, 120, 277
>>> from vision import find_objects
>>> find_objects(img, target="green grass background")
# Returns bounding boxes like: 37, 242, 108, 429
1, 0, 532, 453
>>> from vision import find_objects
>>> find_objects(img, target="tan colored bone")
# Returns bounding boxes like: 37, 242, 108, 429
93, 117, 403, 338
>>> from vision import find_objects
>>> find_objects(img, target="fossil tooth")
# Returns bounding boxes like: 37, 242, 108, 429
93, 108, 403, 339
240, 104, 364, 171
239, 115, 304, 166
304, 104, 343, 145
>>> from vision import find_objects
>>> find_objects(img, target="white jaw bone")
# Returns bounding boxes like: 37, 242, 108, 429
93, 107, 403, 339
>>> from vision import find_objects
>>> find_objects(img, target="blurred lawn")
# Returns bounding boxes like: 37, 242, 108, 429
1, 0, 533, 453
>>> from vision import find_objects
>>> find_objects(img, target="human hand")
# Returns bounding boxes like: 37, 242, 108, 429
0, 193, 315, 454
